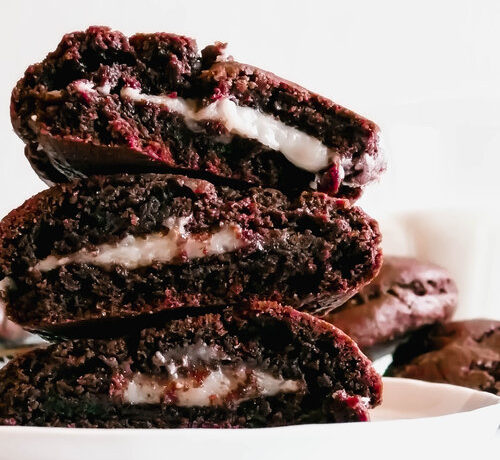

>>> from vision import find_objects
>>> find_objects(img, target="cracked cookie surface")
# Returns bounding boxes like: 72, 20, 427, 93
322, 256, 457, 351
386, 319, 500, 395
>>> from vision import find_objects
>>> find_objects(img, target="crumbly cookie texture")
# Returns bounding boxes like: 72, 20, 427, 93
0, 174, 381, 334
0, 302, 382, 427
12, 26, 384, 199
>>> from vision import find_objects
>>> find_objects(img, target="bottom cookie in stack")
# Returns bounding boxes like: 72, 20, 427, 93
385, 319, 500, 395
0, 302, 382, 428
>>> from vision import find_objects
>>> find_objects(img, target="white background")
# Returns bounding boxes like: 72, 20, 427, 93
0, 0, 499, 318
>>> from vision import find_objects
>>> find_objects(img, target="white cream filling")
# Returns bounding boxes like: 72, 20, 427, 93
74, 80, 97, 94
41, 80, 386, 184
96, 83, 112, 96
122, 367, 302, 407
122, 342, 302, 406
152, 341, 229, 373
121, 86, 337, 173
33, 217, 244, 272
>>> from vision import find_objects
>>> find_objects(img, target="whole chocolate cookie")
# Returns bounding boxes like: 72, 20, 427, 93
386, 320, 500, 395
323, 256, 458, 351
0, 302, 382, 427
11, 26, 384, 199
0, 174, 381, 335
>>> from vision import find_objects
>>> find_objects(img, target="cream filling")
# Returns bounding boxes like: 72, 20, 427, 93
152, 342, 229, 370
122, 367, 302, 407
122, 341, 303, 406
42, 80, 385, 184
33, 217, 245, 272
121, 86, 338, 173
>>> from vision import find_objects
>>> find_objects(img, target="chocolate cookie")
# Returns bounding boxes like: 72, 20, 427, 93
11, 26, 384, 199
386, 319, 500, 395
0, 174, 381, 334
0, 302, 382, 427
322, 256, 457, 351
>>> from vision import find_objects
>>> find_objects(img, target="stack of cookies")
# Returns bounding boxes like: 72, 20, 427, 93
0, 26, 387, 427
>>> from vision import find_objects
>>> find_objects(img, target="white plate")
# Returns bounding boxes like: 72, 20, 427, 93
0, 377, 498, 460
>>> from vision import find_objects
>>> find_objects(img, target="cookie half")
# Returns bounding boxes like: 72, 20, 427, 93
322, 256, 457, 352
11, 26, 384, 199
0, 302, 382, 427
0, 174, 381, 334
386, 319, 499, 395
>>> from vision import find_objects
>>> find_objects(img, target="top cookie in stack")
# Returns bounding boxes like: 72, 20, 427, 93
0, 26, 385, 428
11, 26, 384, 200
